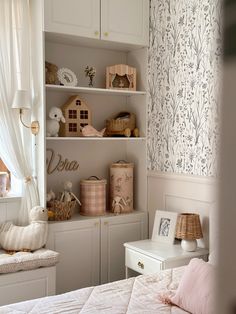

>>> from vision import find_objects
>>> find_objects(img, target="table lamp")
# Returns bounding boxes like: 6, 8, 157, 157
175, 213, 203, 252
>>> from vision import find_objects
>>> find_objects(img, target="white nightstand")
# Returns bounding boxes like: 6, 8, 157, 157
124, 239, 209, 278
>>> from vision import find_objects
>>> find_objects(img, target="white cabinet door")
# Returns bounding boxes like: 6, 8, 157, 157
44, 0, 100, 39
100, 212, 147, 284
101, 0, 149, 46
46, 218, 100, 294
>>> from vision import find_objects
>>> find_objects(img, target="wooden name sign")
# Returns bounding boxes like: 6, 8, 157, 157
46, 148, 79, 174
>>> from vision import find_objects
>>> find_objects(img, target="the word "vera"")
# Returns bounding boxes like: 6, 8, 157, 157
46, 148, 79, 174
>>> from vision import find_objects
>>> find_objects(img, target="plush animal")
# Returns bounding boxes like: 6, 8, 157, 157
60, 181, 81, 205
46, 107, 66, 137
45, 61, 58, 85
112, 196, 127, 214
0, 206, 48, 253
46, 189, 56, 202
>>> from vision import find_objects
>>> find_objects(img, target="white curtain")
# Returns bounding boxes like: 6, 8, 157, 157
0, 0, 39, 224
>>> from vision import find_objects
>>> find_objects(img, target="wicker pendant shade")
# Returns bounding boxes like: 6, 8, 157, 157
175, 213, 203, 240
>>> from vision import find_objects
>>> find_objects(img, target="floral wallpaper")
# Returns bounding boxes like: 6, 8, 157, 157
147, 0, 222, 176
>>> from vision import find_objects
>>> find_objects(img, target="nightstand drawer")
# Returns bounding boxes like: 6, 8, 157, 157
125, 248, 162, 275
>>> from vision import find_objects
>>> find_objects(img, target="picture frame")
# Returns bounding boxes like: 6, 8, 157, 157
57, 68, 78, 87
151, 210, 178, 244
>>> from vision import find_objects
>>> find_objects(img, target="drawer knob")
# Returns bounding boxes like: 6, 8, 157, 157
138, 261, 144, 269
104, 32, 109, 37
94, 31, 99, 36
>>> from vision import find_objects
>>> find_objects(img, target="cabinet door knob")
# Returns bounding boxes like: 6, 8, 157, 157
94, 222, 99, 227
104, 221, 109, 225
104, 32, 109, 37
94, 31, 99, 36
138, 261, 144, 269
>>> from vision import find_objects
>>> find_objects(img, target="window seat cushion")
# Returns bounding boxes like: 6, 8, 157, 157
0, 248, 59, 274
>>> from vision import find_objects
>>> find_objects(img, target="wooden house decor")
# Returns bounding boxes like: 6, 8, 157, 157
106, 64, 136, 91
59, 95, 91, 137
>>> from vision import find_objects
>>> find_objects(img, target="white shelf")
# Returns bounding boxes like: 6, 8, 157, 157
46, 84, 146, 96
46, 137, 146, 141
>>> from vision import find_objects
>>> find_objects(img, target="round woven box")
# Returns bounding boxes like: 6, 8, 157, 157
80, 177, 107, 216
110, 161, 134, 214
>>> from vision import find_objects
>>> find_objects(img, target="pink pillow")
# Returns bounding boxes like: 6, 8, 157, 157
171, 258, 214, 314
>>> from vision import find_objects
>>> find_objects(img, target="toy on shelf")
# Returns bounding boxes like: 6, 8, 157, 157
57, 68, 78, 87
46, 189, 56, 202
45, 61, 58, 85
0, 206, 48, 253
60, 95, 91, 137
84, 66, 96, 87
81, 125, 106, 137
60, 181, 81, 205
105, 112, 139, 137
46, 107, 66, 137
106, 64, 136, 91
47, 181, 80, 221
112, 196, 127, 215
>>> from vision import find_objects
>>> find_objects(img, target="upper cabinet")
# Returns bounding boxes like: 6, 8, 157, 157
101, 0, 149, 46
44, 0, 149, 47
44, 0, 100, 40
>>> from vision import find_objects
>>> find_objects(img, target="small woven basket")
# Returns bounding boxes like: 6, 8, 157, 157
106, 112, 135, 133
47, 199, 76, 221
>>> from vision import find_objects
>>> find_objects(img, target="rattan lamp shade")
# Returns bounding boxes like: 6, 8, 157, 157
175, 213, 203, 240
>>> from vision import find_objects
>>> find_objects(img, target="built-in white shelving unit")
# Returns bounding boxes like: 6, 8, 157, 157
46, 84, 146, 96
36, 0, 150, 295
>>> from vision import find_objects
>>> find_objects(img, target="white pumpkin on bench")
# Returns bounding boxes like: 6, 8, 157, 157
0, 206, 48, 253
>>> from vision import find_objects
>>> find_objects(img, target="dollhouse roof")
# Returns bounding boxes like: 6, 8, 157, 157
61, 95, 89, 110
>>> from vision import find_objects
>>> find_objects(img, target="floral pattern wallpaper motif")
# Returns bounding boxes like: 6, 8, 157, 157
147, 0, 222, 176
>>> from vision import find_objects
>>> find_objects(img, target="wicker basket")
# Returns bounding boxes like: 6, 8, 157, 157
106, 112, 135, 134
47, 199, 76, 221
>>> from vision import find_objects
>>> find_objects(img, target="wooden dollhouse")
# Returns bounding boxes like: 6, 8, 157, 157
59, 95, 91, 137
106, 64, 136, 91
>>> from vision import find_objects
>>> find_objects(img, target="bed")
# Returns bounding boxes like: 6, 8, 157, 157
0, 266, 188, 313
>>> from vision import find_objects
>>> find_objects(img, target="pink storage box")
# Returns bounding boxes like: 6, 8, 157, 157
80, 177, 107, 216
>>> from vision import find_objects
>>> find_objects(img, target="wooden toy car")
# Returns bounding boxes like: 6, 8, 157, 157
105, 112, 139, 137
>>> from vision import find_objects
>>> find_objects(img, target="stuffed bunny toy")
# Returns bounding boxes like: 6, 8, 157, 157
0, 206, 48, 253
46, 107, 65, 137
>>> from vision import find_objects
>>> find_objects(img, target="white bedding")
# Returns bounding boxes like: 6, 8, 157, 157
0, 267, 187, 314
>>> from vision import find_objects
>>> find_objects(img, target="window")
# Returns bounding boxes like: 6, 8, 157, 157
0, 159, 11, 192
68, 109, 77, 119
80, 110, 88, 119
76, 99, 81, 106
69, 123, 77, 132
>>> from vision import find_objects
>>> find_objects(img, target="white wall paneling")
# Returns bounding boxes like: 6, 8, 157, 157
147, 171, 217, 249
0, 197, 21, 224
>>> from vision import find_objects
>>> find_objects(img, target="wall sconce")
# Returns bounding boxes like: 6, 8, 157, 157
12, 90, 39, 135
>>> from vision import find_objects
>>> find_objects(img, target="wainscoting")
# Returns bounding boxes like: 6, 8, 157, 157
147, 171, 217, 249
0, 197, 21, 224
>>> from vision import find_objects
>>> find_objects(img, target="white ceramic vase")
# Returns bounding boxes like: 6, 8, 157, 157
181, 239, 197, 252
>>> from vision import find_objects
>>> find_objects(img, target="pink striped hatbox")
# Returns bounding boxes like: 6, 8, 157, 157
80, 176, 107, 216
